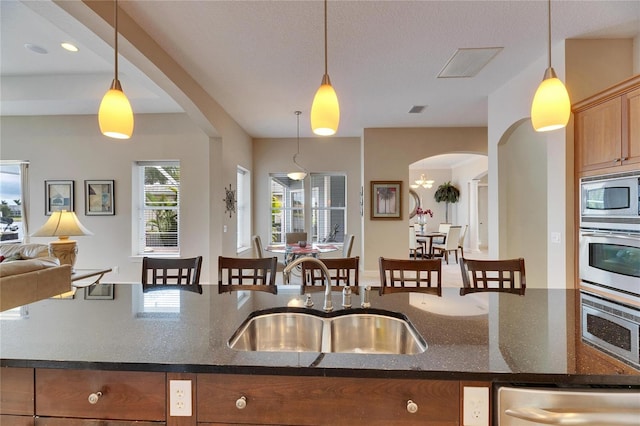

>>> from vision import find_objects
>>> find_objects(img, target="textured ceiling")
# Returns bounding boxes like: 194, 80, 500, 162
1, 0, 639, 139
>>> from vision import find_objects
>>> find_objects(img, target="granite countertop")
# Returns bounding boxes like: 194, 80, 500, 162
1, 284, 639, 385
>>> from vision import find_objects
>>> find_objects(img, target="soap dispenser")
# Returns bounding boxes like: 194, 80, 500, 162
342, 286, 352, 308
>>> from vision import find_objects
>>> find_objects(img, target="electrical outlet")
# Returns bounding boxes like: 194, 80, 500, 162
169, 380, 192, 417
463, 386, 489, 426
112, 266, 119, 274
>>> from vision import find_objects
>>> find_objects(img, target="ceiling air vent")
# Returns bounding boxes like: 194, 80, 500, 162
437, 47, 503, 78
409, 105, 426, 114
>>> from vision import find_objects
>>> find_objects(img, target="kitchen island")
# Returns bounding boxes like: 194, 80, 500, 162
1, 285, 638, 425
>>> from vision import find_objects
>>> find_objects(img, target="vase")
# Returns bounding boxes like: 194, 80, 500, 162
417, 216, 426, 234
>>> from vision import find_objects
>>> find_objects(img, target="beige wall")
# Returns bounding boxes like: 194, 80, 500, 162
362, 127, 487, 272
0, 113, 217, 283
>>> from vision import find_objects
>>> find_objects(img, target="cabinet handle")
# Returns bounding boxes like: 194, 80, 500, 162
406, 399, 418, 414
88, 391, 103, 404
236, 396, 247, 409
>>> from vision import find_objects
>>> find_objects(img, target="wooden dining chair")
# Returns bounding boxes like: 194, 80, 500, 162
431, 225, 462, 264
459, 257, 526, 296
252, 235, 285, 272
378, 257, 441, 296
301, 256, 360, 295
142, 256, 203, 294
218, 256, 278, 294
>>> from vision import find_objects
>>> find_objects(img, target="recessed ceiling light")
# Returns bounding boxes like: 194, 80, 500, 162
438, 47, 503, 78
24, 43, 48, 54
61, 42, 79, 52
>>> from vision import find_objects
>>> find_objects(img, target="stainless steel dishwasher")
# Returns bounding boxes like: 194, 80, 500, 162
497, 386, 640, 425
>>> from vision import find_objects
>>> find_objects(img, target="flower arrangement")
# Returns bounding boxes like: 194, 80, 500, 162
415, 207, 433, 220
415, 207, 433, 233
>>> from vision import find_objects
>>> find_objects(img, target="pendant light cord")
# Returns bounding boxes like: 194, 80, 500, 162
547, 0, 551, 69
295, 110, 301, 155
323, 0, 328, 76
114, 0, 119, 82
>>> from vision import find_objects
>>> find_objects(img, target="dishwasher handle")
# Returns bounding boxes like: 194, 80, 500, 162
505, 407, 640, 425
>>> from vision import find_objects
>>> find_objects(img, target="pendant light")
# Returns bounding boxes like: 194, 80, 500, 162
98, 0, 134, 139
530, 0, 570, 132
310, 0, 340, 136
287, 111, 308, 181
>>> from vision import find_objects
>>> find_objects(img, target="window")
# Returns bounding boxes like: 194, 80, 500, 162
270, 175, 304, 243
269, 173, 346, 244
0, 161, 28, 243
311, 174, 346, 243
237, 167, 251, 251
135, 161, 180, 255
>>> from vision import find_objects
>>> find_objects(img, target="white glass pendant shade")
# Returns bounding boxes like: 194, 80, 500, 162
287, 171, 307, 180
531, 68, 570, 132
311, 75, 340, 136
99, 79, 134, 139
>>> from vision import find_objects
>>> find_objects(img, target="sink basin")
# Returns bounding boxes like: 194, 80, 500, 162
228, 308, 426, 354
228, 312, 324, 352
330, 313, 425, 354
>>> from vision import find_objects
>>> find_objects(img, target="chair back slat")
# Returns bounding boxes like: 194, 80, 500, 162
142, 256, 203, 294
218, 256, 278, 294
459, 257, 526, 295
343, 234, 355, 257
378, 257, 441, 296
301, 257, 359, 295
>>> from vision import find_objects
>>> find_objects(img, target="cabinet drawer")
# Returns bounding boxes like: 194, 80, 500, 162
0, 415, 35, 426
35, 369, 165, 421
198, 373, 459, 425
0, 367, 34, 416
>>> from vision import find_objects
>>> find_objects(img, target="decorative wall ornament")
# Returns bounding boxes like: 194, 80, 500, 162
223, 184, 236, 218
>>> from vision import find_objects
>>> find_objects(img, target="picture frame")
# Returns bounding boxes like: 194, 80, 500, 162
85, 180, 115, 216
45, 180, 74, 215
370, 181, 402, 220
84, 283, 114, 300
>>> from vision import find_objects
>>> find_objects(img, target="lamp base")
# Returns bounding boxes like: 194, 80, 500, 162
49, 239, 78, 271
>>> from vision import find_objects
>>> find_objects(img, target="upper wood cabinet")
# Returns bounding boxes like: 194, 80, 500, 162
574, 75, 640, 175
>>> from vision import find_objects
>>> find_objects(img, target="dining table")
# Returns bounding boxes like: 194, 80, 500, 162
415, 231, 447, 258
265, 243, 340, 276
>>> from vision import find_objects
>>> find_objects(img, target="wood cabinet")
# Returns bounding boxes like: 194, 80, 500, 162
574, 75, 640, 175
35, 369, 165, 423
197, 373, 460, 425
1, 367, 34, 426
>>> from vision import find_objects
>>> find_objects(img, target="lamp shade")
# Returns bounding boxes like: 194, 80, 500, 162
311, 76, 340, 136
531, 69, 570, 132
287, 171, 307, 181
99, 80, 134, 140
31, 210, 93, 238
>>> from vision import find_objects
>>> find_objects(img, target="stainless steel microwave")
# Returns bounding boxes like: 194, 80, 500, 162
580, 171, 640, 232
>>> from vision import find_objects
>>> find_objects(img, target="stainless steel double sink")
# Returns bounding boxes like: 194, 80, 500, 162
228, 307, 427, 354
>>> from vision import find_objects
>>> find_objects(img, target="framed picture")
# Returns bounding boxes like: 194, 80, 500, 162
45, 180, 74, 215
85, 180, 115, 216
84, 283, 114, 300
370, 181, 402, 220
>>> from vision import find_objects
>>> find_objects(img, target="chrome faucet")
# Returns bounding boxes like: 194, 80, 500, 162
283, 257, 333, 312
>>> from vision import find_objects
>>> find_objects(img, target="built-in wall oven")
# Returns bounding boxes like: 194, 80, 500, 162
579, 229, 640, 299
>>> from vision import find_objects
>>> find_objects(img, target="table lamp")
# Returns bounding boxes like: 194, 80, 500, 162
31, 210, 93, 271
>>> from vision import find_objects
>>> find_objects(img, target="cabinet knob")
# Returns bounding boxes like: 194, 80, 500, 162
406, 399, 418, 414
88, 391, 103, 404
236, 396, 247, 409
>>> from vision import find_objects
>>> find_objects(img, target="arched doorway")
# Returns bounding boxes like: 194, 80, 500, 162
409, 153, 488, 255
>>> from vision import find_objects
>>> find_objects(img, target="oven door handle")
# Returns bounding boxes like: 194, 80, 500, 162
505, 407, 640, 425
580, 232, 640, 241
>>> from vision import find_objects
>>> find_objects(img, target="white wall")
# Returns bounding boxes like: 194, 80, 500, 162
0, 113, 219, 284
451, 156, 488, 253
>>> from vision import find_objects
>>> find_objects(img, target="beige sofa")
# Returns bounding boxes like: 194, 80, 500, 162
0, 243, 72, 311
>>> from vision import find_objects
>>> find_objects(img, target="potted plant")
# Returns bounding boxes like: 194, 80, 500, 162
434, 181, 460, 223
